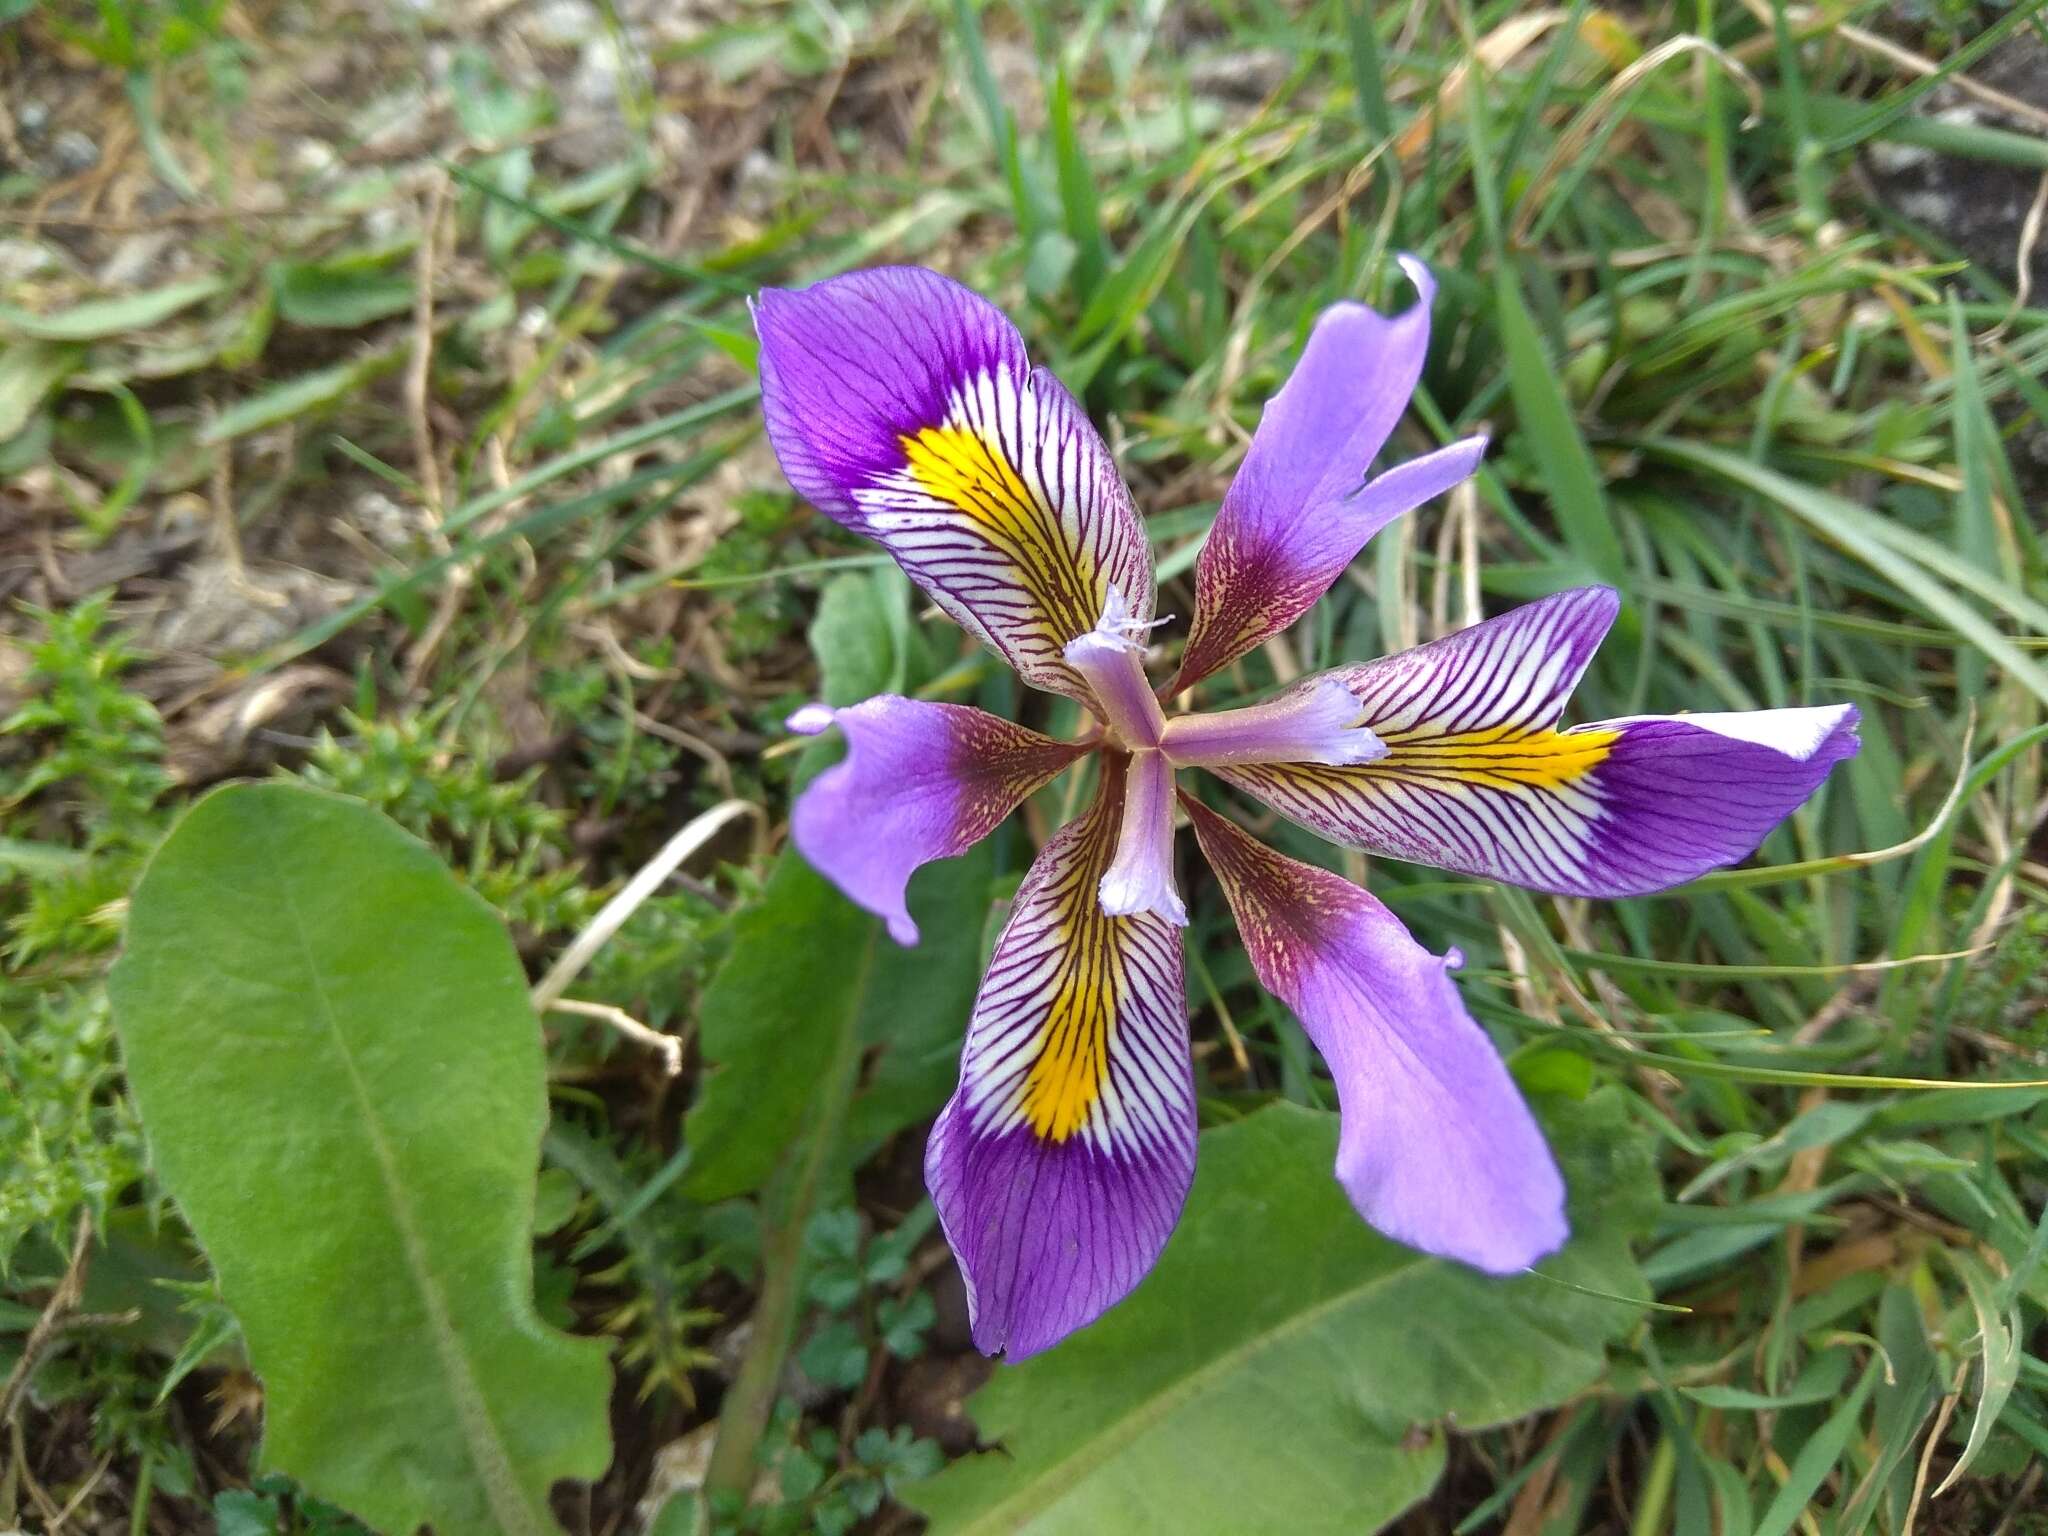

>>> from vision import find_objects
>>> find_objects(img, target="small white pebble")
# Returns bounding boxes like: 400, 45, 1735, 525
1865, 140, 1933, 175
290, 138, 338, 177
51, 129, 98, 174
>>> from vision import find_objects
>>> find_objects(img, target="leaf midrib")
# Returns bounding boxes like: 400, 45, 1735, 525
952, 1250, 1433, 1536
261, 808, 545, 1536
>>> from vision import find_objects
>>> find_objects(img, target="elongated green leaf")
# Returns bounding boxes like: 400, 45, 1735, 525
1679, 1348, 1852, 1411
1934, 1251, 2022, 1497
1494, 265, 1626, 583
1649, 439, 2048, 636
271, 256, 417, 329
199, 351, 405, 446
1833, 1285, 1943, 1535
1337, 0, 1392, 140
0, 276, 226, 341
108, 783, 613, 1536
0, 834, 88, 877
1753, 1357, 1881, 1536
1801, 6, 2039, 152
1855, 108, 2048, 170
908, 1094, 1654, 1535
258, 388, 754, 669
1640, 438, 2048, 707
949, 0, 1034, 240
1049, 68, 1109, 301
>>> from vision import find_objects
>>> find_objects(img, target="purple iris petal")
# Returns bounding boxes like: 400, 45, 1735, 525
753, 264, 1868, 1365
1175, 256, 1485, 691
790, 695, 1085, 945
1566, 707, 1862, 894
926, 757, 1195, 1358
1218, 587, 1862, 896
1183, 794, 1567, 1272
754, 267, 1153, 699
755, 267, 1026, 528
928, 1123, 1193, 1361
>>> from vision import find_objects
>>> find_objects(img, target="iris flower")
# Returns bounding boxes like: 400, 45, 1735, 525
757, 260, 1859, 1359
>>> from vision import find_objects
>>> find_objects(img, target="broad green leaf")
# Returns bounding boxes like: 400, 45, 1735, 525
108, 783, 613, 1536
271, 256, 417, 329
0, 276, 226, 341
692, 559, 1002, 1495
837, 848, 999, 1156
908, 1094, 1654, 1535
808, 569, 904, 706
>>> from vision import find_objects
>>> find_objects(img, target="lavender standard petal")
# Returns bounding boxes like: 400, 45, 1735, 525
1174, 257, 1484, 690
1097, 749, 1187, 925
1063, 588, 1168, 750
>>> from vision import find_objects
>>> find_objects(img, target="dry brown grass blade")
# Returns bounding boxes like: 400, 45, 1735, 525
531, 798, 764, 1012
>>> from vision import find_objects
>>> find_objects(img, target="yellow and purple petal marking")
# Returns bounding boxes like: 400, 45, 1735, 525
926, 756, 1195, 1359
1173, 256, 1486, 692
755, 267, 1154, 700
1183, 796, 1567, 1272
1216, 586, 1862, 896
789, 695, 1086, 946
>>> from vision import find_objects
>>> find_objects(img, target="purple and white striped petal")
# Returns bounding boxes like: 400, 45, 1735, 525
1183, 796, 1567, 1272
755, 267, 1154, 700
789, 695, 1085, 945
927, 756, 1195, 1359
1216, 586, 1862, 896
1172, 256, 1485, 692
